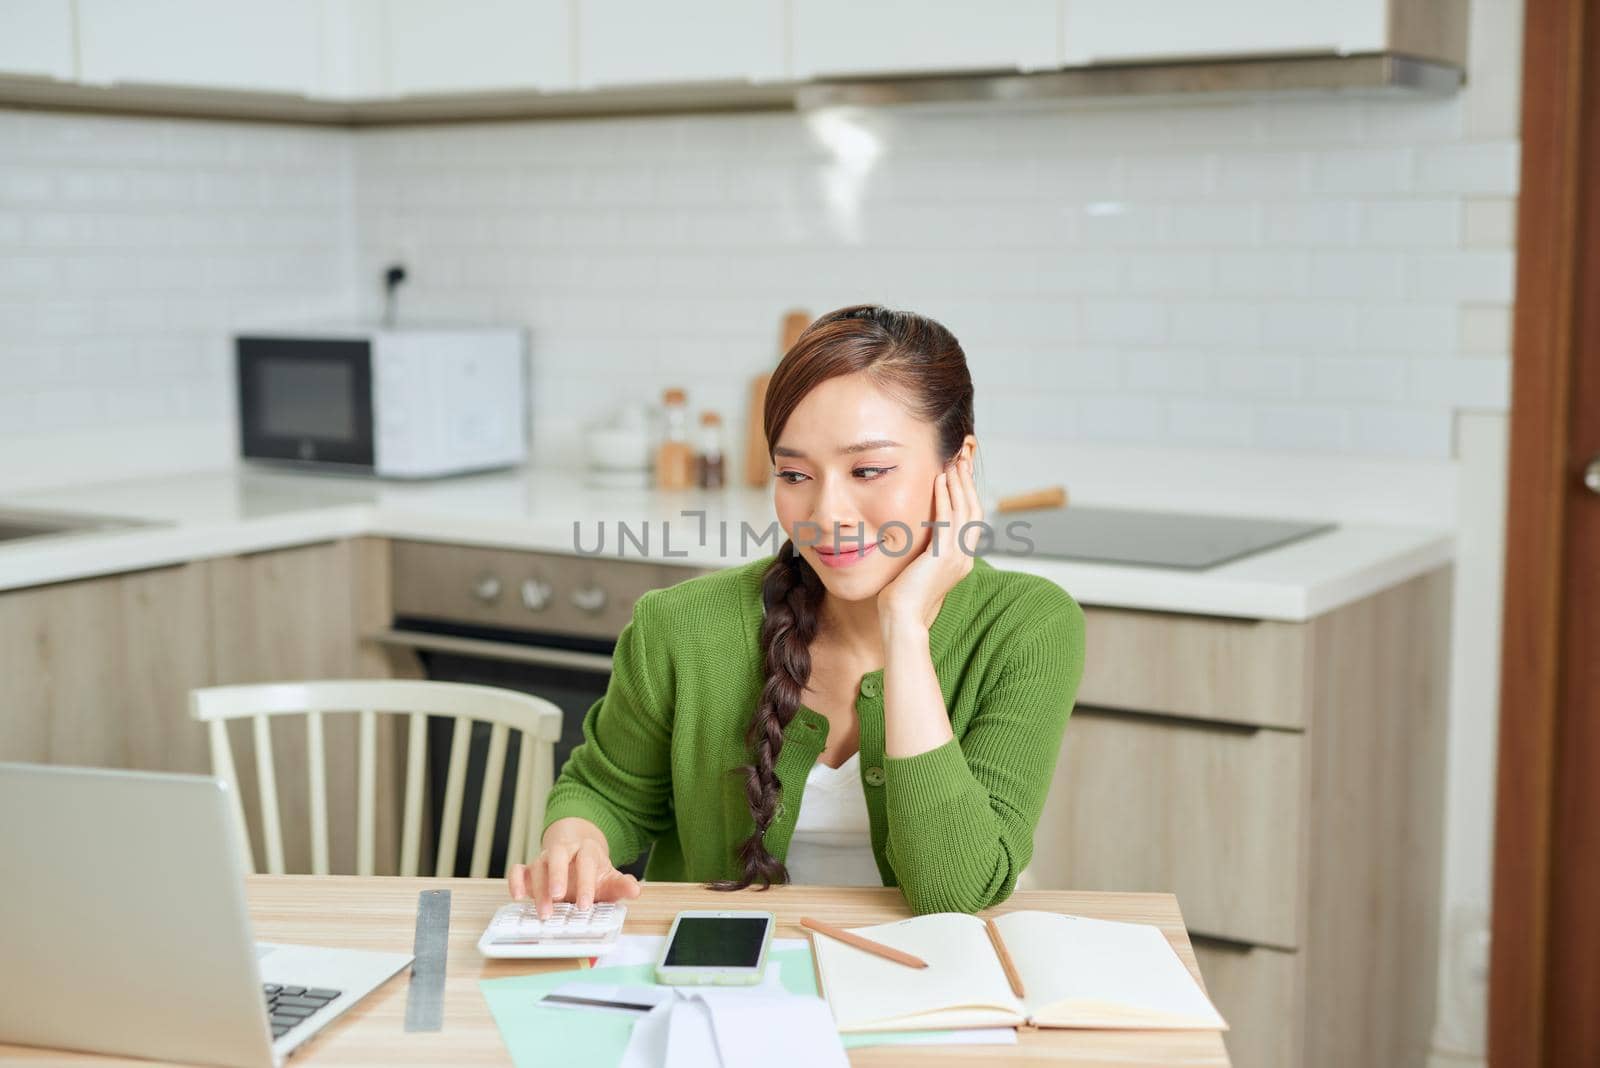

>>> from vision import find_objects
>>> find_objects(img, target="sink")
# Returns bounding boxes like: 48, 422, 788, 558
0, 506, 164, 546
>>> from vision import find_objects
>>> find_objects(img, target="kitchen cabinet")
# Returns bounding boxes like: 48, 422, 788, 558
0, 561, 212, 774
76, 0, 324, 95
790, 0, 1061, 79
385, 0, 574, 96
205, 537, 409, 876
4, 0, 1467, 120
0, 0, 75, 81
575, 0, 786, 88
0, 537, 406, 874
1027, 565, 1452, 1068
1060, 0, 1463, 68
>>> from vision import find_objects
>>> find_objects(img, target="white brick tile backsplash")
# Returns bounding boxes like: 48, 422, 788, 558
1310, 356, 1410, 403
1171, 301, 1261, 346
1349, 407, 1455, 457
1407, 250, 1517, 301
1123, 348, 1208, 393
1125, 251, 1214, 296
1460, 304, 1514, 354
1214, 151, 1309, 196
1215, 353, 1305, 398
2, 46, 1523, 483
1414, 143, 1521, 195
1310, 251, 1407, 298
1360, 199, 1463, 247
1269, 298, 1381, 350
1077, 394, 1166, 442
1081, 300, 1167, 344
1168, 203, 1261, 245
1212, 251, 1310, 296
1407, 356, 1512, 407
1346, 303, 1461, 352
1310, 148, 1414, 194
1163, 398, 1255, 447
1263, 100, 1364, 144
1255, 403, 1349, 451
1361, 99, 1467, 144
1463, 197, 1517, 247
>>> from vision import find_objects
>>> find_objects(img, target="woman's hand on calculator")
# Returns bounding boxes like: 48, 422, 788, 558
508, 817, 641, 919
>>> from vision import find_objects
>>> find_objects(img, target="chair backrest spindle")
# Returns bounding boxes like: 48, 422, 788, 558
189, 681, 562, 881
306, 710, 330, 876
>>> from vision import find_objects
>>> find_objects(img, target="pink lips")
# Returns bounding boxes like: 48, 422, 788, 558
814, 540, 880, 569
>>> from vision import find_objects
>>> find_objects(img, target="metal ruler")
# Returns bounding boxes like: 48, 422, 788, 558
404, 889, 451, 1032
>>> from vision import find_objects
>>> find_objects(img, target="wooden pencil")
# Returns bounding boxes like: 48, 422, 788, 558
984, 915, 1027, 998
800, 916, 928, 969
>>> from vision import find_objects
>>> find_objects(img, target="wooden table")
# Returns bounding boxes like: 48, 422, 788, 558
1, 876, 1231, 1066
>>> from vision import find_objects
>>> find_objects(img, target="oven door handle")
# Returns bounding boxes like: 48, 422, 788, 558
370, 627, 614, 673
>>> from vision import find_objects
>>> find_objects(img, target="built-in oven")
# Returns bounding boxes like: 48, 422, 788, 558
376, 539, 707, 880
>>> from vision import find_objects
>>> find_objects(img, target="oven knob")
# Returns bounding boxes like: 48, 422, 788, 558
521, 578, 553, 612
472, 573, 503, 603
572, 585, 607, 614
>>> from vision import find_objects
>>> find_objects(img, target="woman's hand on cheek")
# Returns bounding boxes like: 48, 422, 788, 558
877, 456, 983, 635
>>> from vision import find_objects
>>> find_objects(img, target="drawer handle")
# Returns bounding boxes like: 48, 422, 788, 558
1077, 705, 1265, 736
370, 628, 613, 673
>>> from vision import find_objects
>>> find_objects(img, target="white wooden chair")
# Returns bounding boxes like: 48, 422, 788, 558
189, 679, 561, 879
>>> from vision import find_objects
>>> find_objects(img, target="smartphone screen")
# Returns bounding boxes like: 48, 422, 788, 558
661, 916, 771, 968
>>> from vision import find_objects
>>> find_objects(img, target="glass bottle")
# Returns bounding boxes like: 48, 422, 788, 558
696, 410, 726, 490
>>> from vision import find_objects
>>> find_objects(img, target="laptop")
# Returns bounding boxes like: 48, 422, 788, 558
0, 762, 414, 1068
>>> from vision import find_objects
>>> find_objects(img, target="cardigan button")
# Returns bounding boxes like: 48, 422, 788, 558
859, 676, 880, 698
863, 766, 886, 787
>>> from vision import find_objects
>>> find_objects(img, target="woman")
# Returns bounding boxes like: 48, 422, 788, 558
507, 304, 1086, 917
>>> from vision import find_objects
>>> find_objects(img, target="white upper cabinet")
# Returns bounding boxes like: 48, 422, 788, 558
77, 0, 323, 94
1060, 0, 1388, 65
386, 0, 574, 95
575, 0, 786, 88
0, 0, 75, 80
790, 0, 1061, 79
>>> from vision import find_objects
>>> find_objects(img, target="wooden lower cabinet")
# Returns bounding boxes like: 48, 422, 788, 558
1030, 708, 1304, 948
0, 536, 407, 876
1192, 939, 1301, 1068
206, 537, 407, 876
1025, 566, 1452, 1068
0, 561, 213, 774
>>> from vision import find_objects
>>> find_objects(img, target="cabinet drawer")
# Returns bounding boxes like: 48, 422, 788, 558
1078, 605, 1311, 729
1028, 708, 1304, 948
1192, 938, 1302, 1068
390, 540, 682, 640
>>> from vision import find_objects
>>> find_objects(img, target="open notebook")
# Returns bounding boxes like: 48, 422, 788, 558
809, 911, 1228, 1034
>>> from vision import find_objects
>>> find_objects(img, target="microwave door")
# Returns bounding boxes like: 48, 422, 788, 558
237, 337, 375, 471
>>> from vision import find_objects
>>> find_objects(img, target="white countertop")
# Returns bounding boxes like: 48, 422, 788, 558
0, 464, 1453, 621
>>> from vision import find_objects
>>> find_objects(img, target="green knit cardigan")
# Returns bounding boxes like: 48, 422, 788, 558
540, 552, 1086, 914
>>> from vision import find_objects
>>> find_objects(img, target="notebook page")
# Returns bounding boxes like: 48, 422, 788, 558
993, 911, 1226, 1030
811, 913, 1025, 1033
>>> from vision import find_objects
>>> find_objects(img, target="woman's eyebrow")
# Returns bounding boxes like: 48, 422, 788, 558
773, 438, 903, 459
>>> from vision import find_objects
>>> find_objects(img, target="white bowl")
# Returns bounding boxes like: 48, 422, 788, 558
585, 426, 651, 471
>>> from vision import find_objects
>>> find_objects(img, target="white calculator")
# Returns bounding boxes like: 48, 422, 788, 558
477, 901, 628, 959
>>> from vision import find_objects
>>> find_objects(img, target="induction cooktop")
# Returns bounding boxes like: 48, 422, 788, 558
980, 505, 1336, 571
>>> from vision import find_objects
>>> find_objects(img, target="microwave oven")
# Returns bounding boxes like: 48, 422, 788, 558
236, 325, 527, 478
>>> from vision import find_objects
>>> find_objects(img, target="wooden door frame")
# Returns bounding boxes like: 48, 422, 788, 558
1487, 0, 1600, 1064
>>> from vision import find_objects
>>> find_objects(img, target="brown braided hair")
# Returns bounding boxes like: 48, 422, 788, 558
708, 303, 975, 891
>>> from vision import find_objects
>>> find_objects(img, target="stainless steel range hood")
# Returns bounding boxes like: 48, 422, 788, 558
795, 53, 1462, 111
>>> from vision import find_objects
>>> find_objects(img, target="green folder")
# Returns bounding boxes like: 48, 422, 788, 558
478, 946, 994, 1067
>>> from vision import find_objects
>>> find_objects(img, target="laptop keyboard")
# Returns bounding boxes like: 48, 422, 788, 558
262, 984, 342, 1040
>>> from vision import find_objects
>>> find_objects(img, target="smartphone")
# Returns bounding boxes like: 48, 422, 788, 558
653, 909, 776, 986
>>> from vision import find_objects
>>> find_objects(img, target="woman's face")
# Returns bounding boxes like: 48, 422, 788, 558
771, 372, 972, 602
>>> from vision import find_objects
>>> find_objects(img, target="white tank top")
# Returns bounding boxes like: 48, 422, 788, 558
783, 752, 882, 887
